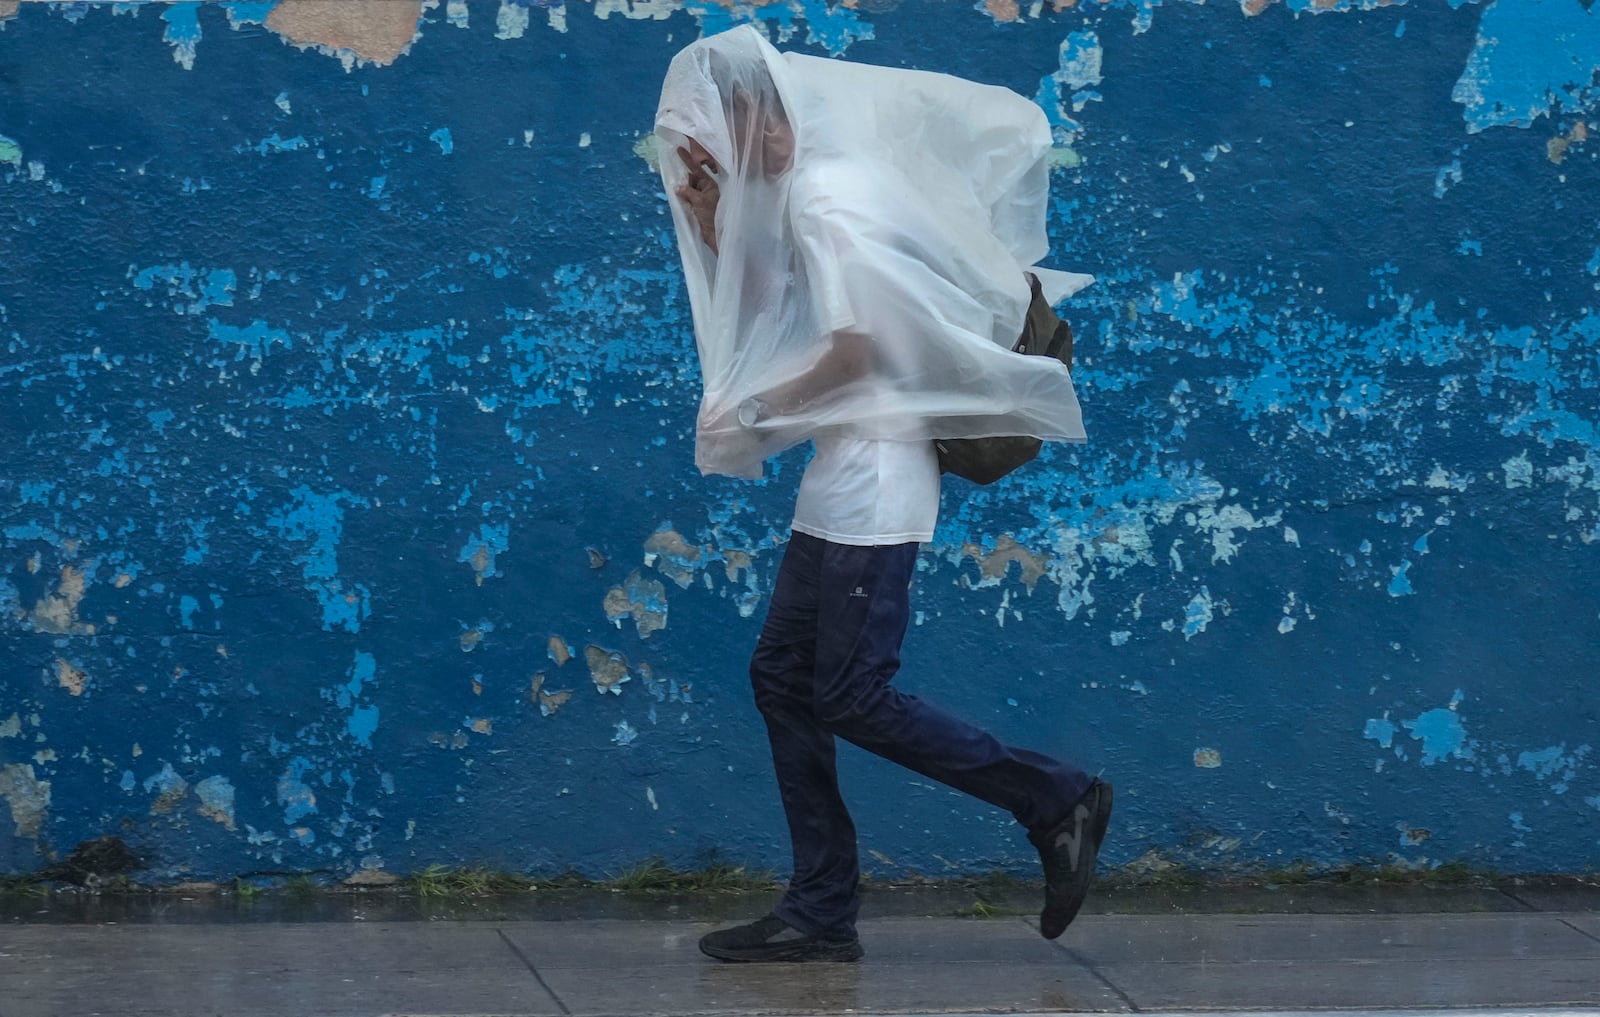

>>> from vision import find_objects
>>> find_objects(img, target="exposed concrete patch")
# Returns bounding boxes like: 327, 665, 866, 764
0, 1, 18, 21
547, 635, 572, 667
30, 565, 94, 635
0, 763, 50, 839
55, 658, 87, 697
584, 645, 631, 695
146, 765, 190, 815
344, 868, 399, 886
169, 881, 222, 894
985, 0, 1021, 21
723, 549, 752, 581
633, 134, 663, 171
532, 674, 572, 716
964, 536, 1046, 589
1549, 121, 1590, 164
604, 569, 668, 638
430, 730, 470, 750
265, 0, 424, 68
643, 528, 702, 589
195, 775, 237, 830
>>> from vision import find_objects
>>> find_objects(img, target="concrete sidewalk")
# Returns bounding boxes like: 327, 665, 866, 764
3, 887, 1599, 1017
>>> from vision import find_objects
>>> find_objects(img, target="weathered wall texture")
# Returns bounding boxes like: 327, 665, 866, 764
1, 0, 1596, 883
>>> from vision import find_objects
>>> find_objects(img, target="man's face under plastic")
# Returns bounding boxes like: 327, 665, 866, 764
729, 90, 793, 174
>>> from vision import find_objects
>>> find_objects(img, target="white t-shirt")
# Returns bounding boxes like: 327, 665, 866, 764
791, 434, 941, 546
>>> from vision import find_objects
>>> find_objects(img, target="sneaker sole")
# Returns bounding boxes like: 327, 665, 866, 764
1093, 780, 1114, 849
699, 939, 865, 963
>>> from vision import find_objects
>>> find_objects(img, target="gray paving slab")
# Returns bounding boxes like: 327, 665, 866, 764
1056, 914, 1600, 1012
1134, 1011, 1600, 1017
1088, 957, 1600, 1011
1058, 911, 1600, 964
943, 1012, 1600, 1017
0, 922, 559, 1017
503, 917, 1127, 1015
2, 910, 1598, 1017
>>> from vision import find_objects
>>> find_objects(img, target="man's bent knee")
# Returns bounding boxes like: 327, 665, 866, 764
813, 679, 894, 736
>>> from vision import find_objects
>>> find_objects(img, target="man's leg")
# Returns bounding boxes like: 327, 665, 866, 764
699, 532, 866, 961
747, 533, 862, 938
810, 539, 1092, 836
807, 537, 1111, 939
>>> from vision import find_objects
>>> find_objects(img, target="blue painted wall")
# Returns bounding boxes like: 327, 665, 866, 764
2, 0, 1596, 882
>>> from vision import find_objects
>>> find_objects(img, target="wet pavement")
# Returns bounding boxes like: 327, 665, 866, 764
2, 882, 1598, 1016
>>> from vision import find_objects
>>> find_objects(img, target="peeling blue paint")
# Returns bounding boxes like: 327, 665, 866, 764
1517, 744, 1592, 794
133, 263, 237, 313
1, 0, 1595, 882
1433, 159, 1463, 198
18, 481, 54, 506
685, 0, 873, 56
142, 763, 185, 798
159, 2, 201, 69
277, 757, 318, 827
1364, 717, 1398, 750
209, 319, 291, 361
1035, 30, 1103, 142
1387, 561, 1414, 597
1403, 693, 1473, 767
1181, 586, 1214, 639
1452, 0, 1600, 132
222, 1, 280, 27
195, 775, 236, 827
458, 524, 510, 583
263, 488, 371, 633
336, 652, 380, 749
237, 134, 308, 156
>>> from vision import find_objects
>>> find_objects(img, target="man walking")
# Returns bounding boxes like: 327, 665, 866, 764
656, 27, 1110, 963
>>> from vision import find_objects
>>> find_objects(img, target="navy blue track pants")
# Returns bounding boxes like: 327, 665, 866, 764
750, 531, 1092, 938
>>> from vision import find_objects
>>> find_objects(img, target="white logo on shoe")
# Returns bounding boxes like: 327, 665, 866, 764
1054, 802, 1091, 871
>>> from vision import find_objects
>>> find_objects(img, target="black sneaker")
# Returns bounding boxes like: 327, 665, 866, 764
1029, 779, 1113, 940
698, 913, 864, 962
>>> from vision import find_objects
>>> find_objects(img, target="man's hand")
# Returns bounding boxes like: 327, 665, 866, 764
676, 143, 721, 256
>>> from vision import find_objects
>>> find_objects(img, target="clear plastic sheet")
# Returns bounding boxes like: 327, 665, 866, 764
656, 26, 1092, 479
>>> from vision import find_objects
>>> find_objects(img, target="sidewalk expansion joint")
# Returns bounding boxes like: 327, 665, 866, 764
1559, 916, 1600, 947
1036, 919, 1140, 1013
496, 926, 572, 1015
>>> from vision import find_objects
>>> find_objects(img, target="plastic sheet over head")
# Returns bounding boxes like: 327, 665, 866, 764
656, 26, 1092, 479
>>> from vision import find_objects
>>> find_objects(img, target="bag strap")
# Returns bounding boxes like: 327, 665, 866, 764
1017, 272, 1074, 367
